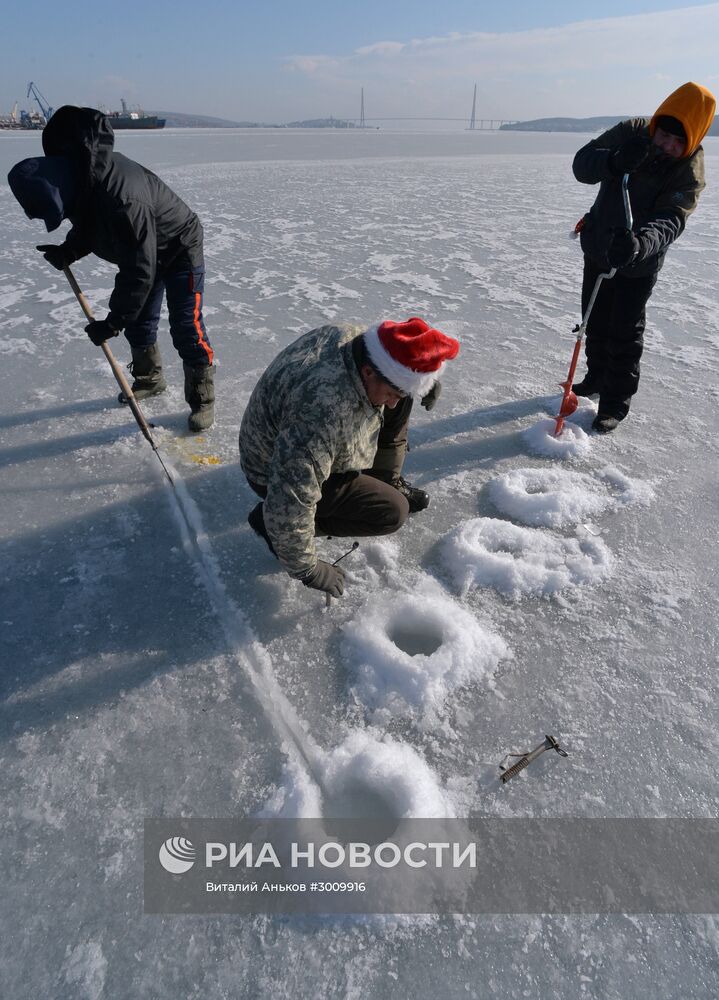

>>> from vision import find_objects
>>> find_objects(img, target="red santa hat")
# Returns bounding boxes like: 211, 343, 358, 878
363, 317, 460, 397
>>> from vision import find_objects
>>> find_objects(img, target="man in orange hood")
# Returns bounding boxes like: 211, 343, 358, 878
572, 81, 715, 432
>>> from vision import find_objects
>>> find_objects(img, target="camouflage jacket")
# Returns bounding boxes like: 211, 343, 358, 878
239, 324, 383, 577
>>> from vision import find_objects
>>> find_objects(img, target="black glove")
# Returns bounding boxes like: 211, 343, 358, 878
610, 134, 652, 175
36, 244, 70, 271
300, 560, 345, 598
85, 318, 120, 347
420, 380, 442, 411
607, 227, 641, 268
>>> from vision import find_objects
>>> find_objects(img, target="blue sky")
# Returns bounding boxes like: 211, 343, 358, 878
2, 1, 718, 122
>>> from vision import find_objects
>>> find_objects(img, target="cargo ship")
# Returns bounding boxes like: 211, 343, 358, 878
106, 99, 165, 130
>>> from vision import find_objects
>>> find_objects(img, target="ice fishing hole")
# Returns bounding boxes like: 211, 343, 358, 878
479, 536, 522, 556
323, 781, 397, 820
386, 619, 443, 657
322, 781, 400, 840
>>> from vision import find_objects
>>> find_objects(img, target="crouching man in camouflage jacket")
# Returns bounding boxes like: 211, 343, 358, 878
239, 317, 459, 598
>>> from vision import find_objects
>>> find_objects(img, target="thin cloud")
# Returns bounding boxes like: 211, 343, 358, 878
355, 41, 406, 57
283, 4, 719, 118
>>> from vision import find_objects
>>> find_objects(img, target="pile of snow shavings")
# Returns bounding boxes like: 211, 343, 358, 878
440, 517, 613, 598
488, 467, 610, 527
522, 398, 599, 460
261, 398, 653, 816
262, 729, 454, 821
524, 418, 591, 460
486, 465, 654, 529
342, 586, 510, 723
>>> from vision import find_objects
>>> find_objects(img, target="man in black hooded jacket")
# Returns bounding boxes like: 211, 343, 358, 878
8, 105, 215, 431
571, 81, 714, 433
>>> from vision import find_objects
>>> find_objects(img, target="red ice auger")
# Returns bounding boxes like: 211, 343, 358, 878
554, 173, 633, 437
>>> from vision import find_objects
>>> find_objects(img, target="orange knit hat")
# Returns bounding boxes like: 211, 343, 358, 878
649, 81, 716, 157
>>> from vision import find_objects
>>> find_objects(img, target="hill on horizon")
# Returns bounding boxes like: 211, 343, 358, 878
502, 114, 719, 135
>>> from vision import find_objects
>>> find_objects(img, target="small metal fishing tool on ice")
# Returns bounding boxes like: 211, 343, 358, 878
325, 541, 359, 608
499, 734, 569, 784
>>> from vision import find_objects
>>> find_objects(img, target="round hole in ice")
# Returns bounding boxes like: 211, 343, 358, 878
342, 590, 510, 718
441, 516, 613, 598
322, 778, 401, 841
386, 619, 443, 657
318, 730, 455, 829
322, 779, 397, 820
487, 468, 610, 528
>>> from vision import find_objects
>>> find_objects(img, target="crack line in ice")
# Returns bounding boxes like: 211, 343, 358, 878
159, 460, 331, 799
150, 457, 451, 822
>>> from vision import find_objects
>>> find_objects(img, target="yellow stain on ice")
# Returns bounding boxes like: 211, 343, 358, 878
166, 436, 222, 465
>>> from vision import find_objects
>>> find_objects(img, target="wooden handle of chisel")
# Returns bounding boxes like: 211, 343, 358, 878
63, 266, 155, 444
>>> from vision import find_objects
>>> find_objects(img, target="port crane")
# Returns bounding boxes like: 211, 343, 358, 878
26, 82, 54, 123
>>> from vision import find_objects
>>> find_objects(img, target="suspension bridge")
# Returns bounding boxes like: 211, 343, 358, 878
342, 85, 517, 130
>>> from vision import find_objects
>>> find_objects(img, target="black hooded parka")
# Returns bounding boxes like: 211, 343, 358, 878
42, 106, 204, 329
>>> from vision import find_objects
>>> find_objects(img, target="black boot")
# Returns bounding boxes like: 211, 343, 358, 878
248, 502, 277, 557
394, 475, 430, 512
592, 414, 621, 434
184, 363, 215, 432
571, 376, 601, 397
118, 344, 167, 404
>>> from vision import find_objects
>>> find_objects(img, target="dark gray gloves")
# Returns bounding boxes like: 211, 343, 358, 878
36, 243, 70, 270
300, 560, 345, 598
85, 319, 120, 346
610, 135, 652, 175
607, 227, 641, 268
420, 380, 442, 411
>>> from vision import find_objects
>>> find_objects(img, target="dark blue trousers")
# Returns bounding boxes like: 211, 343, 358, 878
123, 265, 213, 367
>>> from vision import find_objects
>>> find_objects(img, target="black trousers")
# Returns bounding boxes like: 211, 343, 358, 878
249, 473, 409, 538
582, 257, 658, 418
248, 395, 413, 538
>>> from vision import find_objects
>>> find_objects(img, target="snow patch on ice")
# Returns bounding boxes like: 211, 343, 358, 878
487, 467, 610, 528
0, 288, 27, 310
599, 465, 656, 506
0, 336, 36, 355
260, 753, 323, 818
36, 286, 75, 304
342, 586, 511, 720
523, 417, 591, 460
62, 941, 107, 1000
440, 517, 614, 598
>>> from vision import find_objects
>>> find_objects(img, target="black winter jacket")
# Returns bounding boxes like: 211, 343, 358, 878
42, 106, 203, 328
573, 118, 705, 278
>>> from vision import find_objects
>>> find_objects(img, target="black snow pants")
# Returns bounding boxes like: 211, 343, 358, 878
582, 257, 658, 419
249, 473, 409, 541
248, 396, 412, 539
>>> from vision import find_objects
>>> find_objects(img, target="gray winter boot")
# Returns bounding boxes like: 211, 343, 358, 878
118, 344, 167, 404
184, 362, 215, 432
